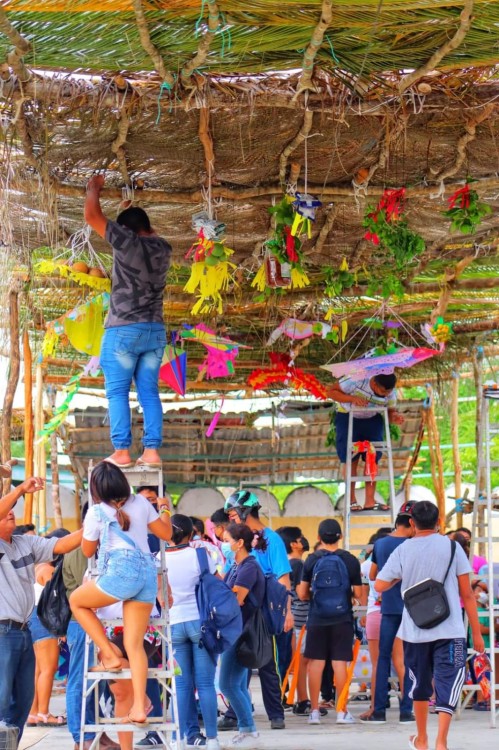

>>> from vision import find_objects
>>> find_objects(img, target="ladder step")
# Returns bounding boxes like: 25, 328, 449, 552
347, 474, 393, 482
108, 467, 164, 485
87, 668, 174, 680
84, 721, 176, 732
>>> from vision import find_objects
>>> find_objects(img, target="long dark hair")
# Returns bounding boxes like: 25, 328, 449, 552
89, 461, 131, 531
226, 522, 268, 552
170, 514, 193, 545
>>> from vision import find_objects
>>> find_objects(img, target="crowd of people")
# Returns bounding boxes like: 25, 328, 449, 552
1, 464, 496, 750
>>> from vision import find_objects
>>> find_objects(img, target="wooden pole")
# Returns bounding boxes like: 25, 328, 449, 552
425, 386, 446, 531
451, 372, 463, 528
23, 330, 34, 523
47, 385, 63, 528
74, 473, 82, 528
1, 289, 21, 494
34, 364, 47, 533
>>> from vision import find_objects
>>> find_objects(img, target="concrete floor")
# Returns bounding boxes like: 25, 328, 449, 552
18, 685, 497, 750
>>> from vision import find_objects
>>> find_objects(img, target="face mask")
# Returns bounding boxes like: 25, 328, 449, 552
221, 542, 233, 558
477, 592, 489, 606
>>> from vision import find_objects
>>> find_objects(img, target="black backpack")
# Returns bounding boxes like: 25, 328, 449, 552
37, 557, 72, 636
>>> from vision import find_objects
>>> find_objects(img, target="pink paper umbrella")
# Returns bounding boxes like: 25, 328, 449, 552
321, 347, 439, 382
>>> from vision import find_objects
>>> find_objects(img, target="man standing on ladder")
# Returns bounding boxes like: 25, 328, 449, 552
85, 175, 171, 470
327, 373, 404, 511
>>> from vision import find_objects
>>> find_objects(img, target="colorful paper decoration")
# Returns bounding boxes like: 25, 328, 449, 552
180, 324, 250, 351
291, 192, 322, 238
266, 318, 332, 346
352, 441, 377, 481
35, 259, 111, 293
248, 353, 327, 399
321, 346, 440, 381
41, 293, 109, 359
37, 372, 83, 444
159, 345, 187, 396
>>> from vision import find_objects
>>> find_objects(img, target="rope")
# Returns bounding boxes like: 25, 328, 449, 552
156, 81, 173, 124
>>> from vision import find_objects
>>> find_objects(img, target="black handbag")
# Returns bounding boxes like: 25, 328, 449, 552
235, 607, 273, 669
36, 556, 72, 636
403, 540, 456, 630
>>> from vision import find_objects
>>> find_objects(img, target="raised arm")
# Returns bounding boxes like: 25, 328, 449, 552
0, 477, 44, 521
84, 174, 108, 238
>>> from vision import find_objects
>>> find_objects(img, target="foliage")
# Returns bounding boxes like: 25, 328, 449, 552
442, 184, 492, 234
363, 209, 425, 270
323, 262, 355, 297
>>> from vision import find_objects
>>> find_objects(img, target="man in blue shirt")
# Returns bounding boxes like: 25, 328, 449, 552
360, 501, 415, 724
222, 490, 293, 730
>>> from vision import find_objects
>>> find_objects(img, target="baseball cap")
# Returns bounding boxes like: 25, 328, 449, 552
397, 500, 416, 517
318, 518, 342, 542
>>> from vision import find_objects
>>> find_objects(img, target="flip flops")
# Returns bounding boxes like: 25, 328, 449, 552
364, 502, 390, 512
104, 457, 134, 469
89, 661, 123, 674
135, 458, 162, 469
35, 713, 67, 726
350, 503, 364, 512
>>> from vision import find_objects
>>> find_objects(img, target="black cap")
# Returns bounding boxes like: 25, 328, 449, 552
397, 500, 416, 517
318, 518, 342, 542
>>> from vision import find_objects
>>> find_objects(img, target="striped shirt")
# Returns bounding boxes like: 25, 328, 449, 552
336, 375, 397, 419
0, 535, 57, 623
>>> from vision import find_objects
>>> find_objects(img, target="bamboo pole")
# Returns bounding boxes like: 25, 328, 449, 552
23, 331, 34, 523
450, 372, 463, 527
1, 289, 21, 494
473, 348, 486, 556
424, 386, 446, 531
34, 364, 47, 533
47, 386, 63, 528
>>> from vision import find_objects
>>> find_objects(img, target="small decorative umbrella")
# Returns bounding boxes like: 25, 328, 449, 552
159, 345, 187, 396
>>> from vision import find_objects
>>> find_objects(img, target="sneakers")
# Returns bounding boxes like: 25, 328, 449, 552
135, 733, 165, 747
206, 741, 221, 750
270, 718, 285, 729
308, 710, 321, 725
230, 732, 260, 747
336, 711, 355, 724
282, 697, 293, 713
293, 700, 311, 715
217, 716, 238, 731
359, 712, 386, 724
399, 713, 416, 723
186, 735, 207, 748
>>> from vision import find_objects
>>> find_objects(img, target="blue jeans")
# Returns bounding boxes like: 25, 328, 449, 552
100, 322, 166, 449
0, 623, 35, 740
220, 644, 255, 733
374, 613, 412, 715
171, 619, 218, 741
66, 621, 95, 742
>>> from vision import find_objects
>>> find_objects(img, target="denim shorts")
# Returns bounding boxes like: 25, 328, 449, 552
96, 548, 157, 604
29, 610, 57, 643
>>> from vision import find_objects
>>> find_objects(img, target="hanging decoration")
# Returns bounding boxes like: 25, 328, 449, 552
205, 398, 225, 438
159, 342, 187, 396
423, 317, 453, 345
252, 195, 311, 293
248, 352, 327, 399
266, 318, 332, 346
321, 346, 440, 381
180, 323, 249, 380
291, 192, 322, 238
41, 293, 109, 360
442, 181, 491, 234
35, 226, 111, 292
323, 258, 355, 299
183, 212, 236, 314
362, 188, 425, 296
352, 441, 377, 481
37, 369, 90, 444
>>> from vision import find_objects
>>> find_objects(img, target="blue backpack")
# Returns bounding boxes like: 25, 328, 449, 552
310, 551, 351, 619
262, 573, 289, 635
195, 547, 243, 662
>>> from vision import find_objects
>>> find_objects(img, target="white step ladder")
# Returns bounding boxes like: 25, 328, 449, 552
80, 464, 180, 749
461, 385, 499, 726
343, 407, 397, 551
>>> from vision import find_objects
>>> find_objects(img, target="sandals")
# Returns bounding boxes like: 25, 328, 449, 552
27, 714, 39, 727
350, 503, 364, 512
363, 502, 389, 512
35, 713, 67, 726
104, 457, 134, 469
135, 458, 162, 469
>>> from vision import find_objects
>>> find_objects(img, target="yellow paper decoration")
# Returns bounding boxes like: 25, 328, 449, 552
290, 267, 310, 289
183, 251, 236, 315
41, 326, 59, 358
35, 260, 111, 292
251, 264, 267, 292
63, 296, 107, 356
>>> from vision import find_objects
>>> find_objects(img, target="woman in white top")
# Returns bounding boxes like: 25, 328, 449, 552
164, 514, 220, 750
70, 461, 171, 725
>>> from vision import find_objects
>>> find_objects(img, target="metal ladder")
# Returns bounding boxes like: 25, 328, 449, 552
343, 406, 397, 552
461, 385, 499, 726
80, 464, 180, 750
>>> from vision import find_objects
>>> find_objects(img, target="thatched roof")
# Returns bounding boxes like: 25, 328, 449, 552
1, 1, 498, 392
